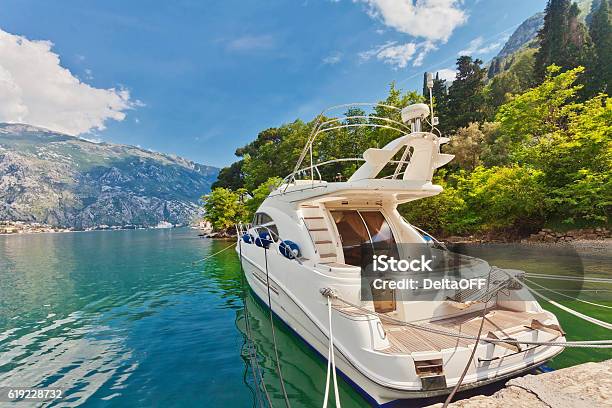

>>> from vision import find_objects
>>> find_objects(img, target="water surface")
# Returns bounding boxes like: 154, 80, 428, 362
0, 230, 609, 407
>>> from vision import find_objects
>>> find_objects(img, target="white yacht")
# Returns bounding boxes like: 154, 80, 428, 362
236, 86, 565, 405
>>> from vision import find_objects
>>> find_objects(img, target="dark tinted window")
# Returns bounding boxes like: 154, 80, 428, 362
331, 210, 370, 266
254, 212, 274, 225
331, 210, 398, 266
253, 212, 278, 240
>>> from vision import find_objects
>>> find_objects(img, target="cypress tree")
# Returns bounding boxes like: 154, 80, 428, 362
588, 0, 612, 93
535, 0, 592, 81
432, 73, 449, 124
445, 56, 487, 132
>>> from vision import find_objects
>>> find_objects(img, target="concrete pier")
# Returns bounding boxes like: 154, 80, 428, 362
427, 359, 611, 407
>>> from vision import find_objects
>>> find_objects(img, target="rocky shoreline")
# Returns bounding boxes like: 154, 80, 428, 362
442, 227, 610, 244
522, 227, 610, 243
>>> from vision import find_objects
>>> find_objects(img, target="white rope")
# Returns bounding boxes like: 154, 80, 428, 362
526, 273, 612, 284
322, 291, 612, 348
323, 296, 341, 408
523, 282, 612, 330
525, 278, 612, 310
191, 242, 236, 264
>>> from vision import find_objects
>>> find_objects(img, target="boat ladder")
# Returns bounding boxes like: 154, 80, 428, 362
300, 205, 338, 263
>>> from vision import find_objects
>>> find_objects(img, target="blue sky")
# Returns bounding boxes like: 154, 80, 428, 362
0, 0, 546, 167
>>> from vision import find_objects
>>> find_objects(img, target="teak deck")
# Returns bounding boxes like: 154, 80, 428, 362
334, 304, 549, 354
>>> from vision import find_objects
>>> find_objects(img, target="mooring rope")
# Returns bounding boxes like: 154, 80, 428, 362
322, 292, 341, 408
443, 266, 493, 407
521, 280, 612, 330
525, 278, 612, 310
191, 242, 236, 265
264, 247, 292, 408
239, 240, 273, 408
526, 273, 612, 284
320, 292, 612, 348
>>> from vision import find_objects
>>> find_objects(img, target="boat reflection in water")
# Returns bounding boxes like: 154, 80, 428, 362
235, 286, 540, 408
235, 288, 368, 408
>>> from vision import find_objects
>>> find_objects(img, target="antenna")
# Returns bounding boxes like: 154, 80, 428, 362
426, 72, 435, 130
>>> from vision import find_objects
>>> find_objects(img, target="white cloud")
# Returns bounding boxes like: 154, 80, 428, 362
0, 29, 135, 135
359, 41, 396, 62
412, 41, 437, 67
227, 34, 275, 51
376, 42, 417, 68
359, 40, 436, 69
458, 36, 506, 56
322, 52, 343, 65
356, 0, 468, 42
436, 68, 456, 82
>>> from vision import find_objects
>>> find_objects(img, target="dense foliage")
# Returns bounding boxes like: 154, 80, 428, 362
201, 187, 249, 231
204, 1, 611, 236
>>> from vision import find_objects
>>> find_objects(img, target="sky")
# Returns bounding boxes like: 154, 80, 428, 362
0, 0, 547, 168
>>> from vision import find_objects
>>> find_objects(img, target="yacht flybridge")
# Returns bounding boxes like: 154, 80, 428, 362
236, 79, 565, 405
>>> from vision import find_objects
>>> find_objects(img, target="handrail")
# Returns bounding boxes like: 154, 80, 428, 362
281, 156, 414, 186
407, 221, 448, 251
287, 103, 408, 191
315, 114, 412, 132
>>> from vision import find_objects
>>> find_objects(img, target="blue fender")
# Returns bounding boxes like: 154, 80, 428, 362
279, 240, 300, 259
255, 231, 273, 249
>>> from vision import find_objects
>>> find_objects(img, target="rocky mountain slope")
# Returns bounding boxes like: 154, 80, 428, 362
0, 123, 218, 229
487, 0, 595, 78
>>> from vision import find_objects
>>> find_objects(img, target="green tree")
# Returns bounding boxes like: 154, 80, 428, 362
496, 66, 611, 225
240, 120, 311, 191
431, 72, 450, 123
211, 160, 244, 190
587, 0, 612, 94
535, 0, 592, 81
457, 166, 547, 232
399, 172, 472, 235
446, 56, 487, 132
486, 49, 537, 110
495, 65, 584, 150
245, 177, 283, 218
202, 187, 249, 231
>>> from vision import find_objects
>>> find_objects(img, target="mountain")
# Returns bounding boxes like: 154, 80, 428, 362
0, 123, 218, 229
488, 1, 595, 79
487, 12, 544, 78
497, 12, 544, 59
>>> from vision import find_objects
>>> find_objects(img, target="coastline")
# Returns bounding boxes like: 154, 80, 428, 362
0, 220, 184, 236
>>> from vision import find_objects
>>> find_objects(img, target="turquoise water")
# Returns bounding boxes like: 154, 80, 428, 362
0, 230, 610, 407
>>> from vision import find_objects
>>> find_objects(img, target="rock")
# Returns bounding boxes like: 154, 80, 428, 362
426, 359, 612, 407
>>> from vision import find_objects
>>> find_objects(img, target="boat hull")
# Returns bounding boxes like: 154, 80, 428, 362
238, 249, 564, 405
